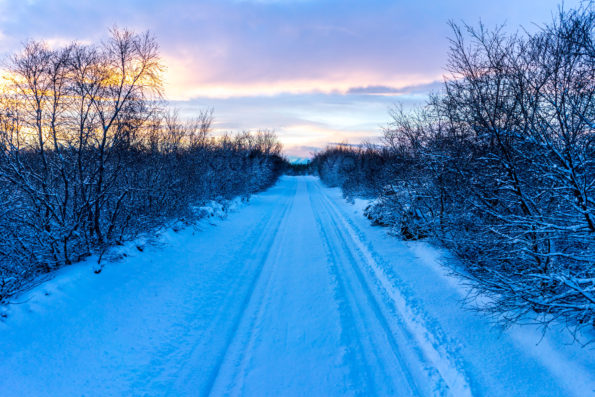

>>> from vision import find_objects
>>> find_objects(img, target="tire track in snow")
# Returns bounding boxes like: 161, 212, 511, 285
314, 181, 472, 397
141, 201, 286, 394
167, 182, 297, 396
309, 185, 382, 395
309, 182, 423, 396
199, 186, 296, 396
211, 181, 299, 396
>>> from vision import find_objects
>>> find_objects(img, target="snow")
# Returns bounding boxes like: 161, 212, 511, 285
0, 176, 593, 396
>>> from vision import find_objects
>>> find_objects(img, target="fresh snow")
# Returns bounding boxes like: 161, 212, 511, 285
0, 176, 593, 396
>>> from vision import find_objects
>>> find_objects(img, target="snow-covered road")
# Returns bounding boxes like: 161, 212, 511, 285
1, 176, 593, 396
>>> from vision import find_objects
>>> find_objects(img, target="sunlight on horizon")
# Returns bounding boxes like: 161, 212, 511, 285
0, 0, 584, 158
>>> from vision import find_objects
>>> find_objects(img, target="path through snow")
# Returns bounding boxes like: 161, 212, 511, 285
0, 176, 593, 396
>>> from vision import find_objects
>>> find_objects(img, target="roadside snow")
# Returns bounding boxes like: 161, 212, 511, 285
0, 176, 593, 396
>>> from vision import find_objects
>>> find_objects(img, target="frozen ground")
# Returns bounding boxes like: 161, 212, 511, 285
0, 176, 593, 396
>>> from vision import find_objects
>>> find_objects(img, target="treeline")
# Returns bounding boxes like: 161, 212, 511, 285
0, 29, 285, 300
285, 162, 312, 175
314, 6, 594, 336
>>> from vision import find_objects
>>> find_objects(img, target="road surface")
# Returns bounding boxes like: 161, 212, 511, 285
0, 176, 593, 396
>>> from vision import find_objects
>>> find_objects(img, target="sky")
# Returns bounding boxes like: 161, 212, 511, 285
0, 0, 583, 159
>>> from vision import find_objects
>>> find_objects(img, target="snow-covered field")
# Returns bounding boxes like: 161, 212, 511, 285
0, 176, 593, 396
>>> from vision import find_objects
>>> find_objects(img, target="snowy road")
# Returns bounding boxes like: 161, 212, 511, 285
1, 176, 593, 396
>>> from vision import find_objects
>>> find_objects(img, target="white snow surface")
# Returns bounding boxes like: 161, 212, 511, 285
0, 176, 593, 396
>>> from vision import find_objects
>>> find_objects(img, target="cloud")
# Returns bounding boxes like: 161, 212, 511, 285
2, 0, 578, 101
0, 0, 584, 156
347, 85, 402, 95
285, 146, 321, 159
174, 90, 423, 157
346, 81, 444, 96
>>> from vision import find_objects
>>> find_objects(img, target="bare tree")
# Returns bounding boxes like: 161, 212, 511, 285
314, 4, 594, 340
0, 29, 286, 301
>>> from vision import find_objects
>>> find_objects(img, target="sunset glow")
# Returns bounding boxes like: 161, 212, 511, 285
0, 0, 583, 157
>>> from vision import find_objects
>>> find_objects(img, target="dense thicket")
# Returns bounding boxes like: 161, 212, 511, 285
0, 29, 285, 300
314, 6, 594, 337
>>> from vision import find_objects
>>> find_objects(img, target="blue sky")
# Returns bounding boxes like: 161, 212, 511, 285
0, 0, 582, 157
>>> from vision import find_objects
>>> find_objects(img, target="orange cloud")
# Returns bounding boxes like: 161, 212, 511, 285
162, 53, 442, 100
